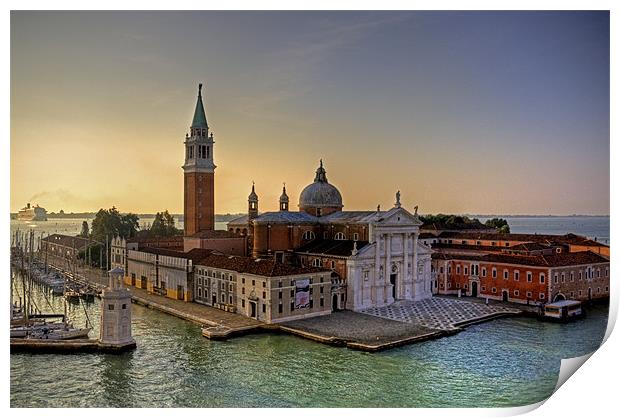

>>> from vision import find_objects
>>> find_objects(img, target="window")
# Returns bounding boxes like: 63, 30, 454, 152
278, 291, 282, 299
492, 287, 497, 293
262, 281, 266, 288
108, 304, 114, 310
570, 272, 574, 282
278, 303, 283, 314
570, 292, 574, 298
457, 283, 461, 289
302, 230, 315, 240
252, 280, 255, 286
310, 300, 314, 308
448, 266, 452, 274
262, 304, 266, 313
312, 258, 323, 267
229, 295, 233, 304
290, 301, 295, 311
579, 271, 583, 280
320, 286, 324, 293
198, 288, 202, 297
482, 267, 486, 277
262, 291, 266, 299
457, 266, 461, 274
241, 299, 245, 307
492, 268, 497, 278
122, 304, 127, 309
561, 273, 565, 283
503, 270, 508, 280
320, 297, 324, 307
464, 267, 468, 275
539, 293, 545, 300
331, 261, 335, 269
514, 271, 520, 281
335, 232, 346, 240
353, 233, 359, 241
242, 287, 245, 295
514, 290, 519, 296
527, 272, 532, 282
539, 273, 545, 284
290, 289, 294, 297
242, 278, 245, 284
554, 273, 558, 284
526, 291, 532, 298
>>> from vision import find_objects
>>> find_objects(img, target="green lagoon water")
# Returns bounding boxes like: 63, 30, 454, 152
10, 272, 608, 408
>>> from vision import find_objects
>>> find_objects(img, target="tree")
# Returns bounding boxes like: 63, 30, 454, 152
485, 218, 511, 233
91, 206, 140, 244
149, 210, 181, 237
80, 221, 89, 237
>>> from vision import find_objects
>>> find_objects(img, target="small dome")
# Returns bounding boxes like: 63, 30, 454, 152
298, 160, 343, 209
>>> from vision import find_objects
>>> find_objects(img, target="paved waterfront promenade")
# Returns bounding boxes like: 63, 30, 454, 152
361, 298, 522, 330
45, 256, 260, 332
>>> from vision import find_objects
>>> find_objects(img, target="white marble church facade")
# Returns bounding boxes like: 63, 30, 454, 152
345, 205, 433, 311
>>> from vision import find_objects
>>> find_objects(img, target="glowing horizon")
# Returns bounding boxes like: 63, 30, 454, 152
11, 11, 610, 216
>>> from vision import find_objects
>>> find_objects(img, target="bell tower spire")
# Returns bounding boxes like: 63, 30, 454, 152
183, 83, 216, 235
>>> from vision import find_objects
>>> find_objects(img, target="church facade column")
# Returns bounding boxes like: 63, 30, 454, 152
402, 232, 409, 299
374, 232, 383, 306
386, 233, 393, 304
412, 232, 419, 300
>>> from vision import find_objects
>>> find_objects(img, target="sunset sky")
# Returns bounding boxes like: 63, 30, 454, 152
10, 11, 609, 215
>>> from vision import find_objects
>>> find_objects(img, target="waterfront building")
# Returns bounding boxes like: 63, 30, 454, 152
41, 234, 98, 263
193, 253, 331, 322
432, 250, 610, 304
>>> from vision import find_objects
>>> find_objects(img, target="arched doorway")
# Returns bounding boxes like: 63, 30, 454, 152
554, 293, 566, 302
471, 282, 478, 297
332, 294, 339, 311
502, 290, 509, 302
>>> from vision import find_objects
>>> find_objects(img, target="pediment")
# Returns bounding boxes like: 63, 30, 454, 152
375, 206, 422, 226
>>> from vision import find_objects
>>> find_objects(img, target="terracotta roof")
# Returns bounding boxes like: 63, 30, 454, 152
437, 231, 609, 247
195, 254, 330, 277
432, 251, 609, 267
138, 247, 212, 262
295, 239, 369, 257
129, 234, 184, 244
188, 230, 243, 239
421, 222, 494, 231
42, 234, 98, 248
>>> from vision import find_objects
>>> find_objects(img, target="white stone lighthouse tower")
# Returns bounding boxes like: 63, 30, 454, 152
99, 267, 136, 351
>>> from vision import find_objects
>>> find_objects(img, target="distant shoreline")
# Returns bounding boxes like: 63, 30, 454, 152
9, 213, 609, 222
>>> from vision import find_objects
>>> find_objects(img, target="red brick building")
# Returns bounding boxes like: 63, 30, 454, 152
433, 250, 609, 304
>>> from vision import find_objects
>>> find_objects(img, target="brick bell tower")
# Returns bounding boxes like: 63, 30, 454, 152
183, 83, 216, 235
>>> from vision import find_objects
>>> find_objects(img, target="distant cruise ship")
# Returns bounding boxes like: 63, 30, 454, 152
17, 203, 47, 221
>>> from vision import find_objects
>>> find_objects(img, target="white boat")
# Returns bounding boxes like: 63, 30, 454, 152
542, 300, 584, 321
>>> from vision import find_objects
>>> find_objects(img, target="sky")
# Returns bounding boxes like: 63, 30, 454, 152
10, 11, 609, 215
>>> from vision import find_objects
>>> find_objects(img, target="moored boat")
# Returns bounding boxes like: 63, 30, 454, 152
540, 300, 584, 322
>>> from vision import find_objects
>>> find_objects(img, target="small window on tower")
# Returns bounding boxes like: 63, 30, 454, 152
207, 146, 210, 158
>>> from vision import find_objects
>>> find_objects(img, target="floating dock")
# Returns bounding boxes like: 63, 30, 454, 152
9, 338, 136, 354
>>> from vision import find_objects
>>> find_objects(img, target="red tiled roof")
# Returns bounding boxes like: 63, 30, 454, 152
195, 253, 330, 277
432, 251, 609, 267
42, 234, 98, 248
437, 231, 609, 247
188, 230, 243, 239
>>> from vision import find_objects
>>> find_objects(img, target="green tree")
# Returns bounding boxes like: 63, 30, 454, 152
80, 220, 89, 237
90, 206, 140, 244
149, 210, 181, 237
485, 218, 511, 233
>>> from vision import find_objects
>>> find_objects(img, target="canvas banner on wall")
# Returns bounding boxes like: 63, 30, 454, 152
295, 279, 310, 309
